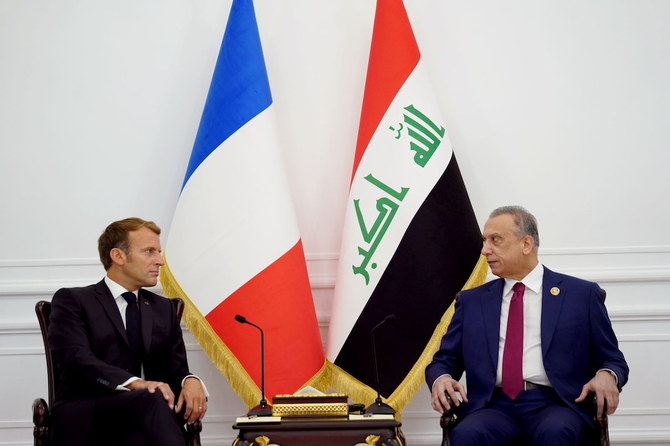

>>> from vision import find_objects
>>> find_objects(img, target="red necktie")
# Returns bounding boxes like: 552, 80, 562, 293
502, 282, 525, 399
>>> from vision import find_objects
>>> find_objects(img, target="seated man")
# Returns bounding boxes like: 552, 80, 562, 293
48, 217, 208, 446
426, 206, 629, 445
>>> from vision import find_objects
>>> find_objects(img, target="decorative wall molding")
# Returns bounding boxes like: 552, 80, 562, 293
2, 307, 668, 338
556, 266, 670, 284
2, 246, 669, 296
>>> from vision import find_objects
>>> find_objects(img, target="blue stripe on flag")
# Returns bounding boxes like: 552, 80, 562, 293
182, 0, 272, 189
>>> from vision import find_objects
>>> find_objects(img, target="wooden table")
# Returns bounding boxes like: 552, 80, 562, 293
232, 417, 405, 446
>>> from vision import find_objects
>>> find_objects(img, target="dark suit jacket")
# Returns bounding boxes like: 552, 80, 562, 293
425, 266, 629, 424
48, 279, 191, 406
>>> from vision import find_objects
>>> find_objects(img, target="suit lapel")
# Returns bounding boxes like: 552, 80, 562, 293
541, 266, 565, 355
94, 280, 129, 346
481, 279, 504, 368
138, 289, 153, 353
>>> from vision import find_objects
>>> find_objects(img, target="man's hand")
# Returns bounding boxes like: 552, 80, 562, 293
175, 377, 208, 424
430, 375, 468, 414
126, 380, 176, 410
575, 370, 620, 417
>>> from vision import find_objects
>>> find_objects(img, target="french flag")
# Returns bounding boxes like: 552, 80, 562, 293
161, 0, 326, 408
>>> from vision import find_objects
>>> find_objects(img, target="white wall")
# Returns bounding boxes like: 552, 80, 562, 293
1, 1, 669, 444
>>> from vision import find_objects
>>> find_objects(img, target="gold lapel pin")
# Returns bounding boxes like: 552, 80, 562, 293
550, 287, 560, 296
143, 301, 150, 305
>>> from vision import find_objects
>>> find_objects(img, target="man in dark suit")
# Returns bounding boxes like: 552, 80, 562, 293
426, 206, 629, 445
48, 217, 208, 446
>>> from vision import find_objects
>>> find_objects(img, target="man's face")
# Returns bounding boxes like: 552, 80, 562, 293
481, 213, 533, 280
118, 227, 164, 289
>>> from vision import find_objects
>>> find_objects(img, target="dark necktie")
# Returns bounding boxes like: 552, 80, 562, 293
502, 282, 525, 399
122, 292, 142, 376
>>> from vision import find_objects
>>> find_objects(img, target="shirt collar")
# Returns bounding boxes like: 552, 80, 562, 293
104, 276, 136, 299
503, 262, 543, 296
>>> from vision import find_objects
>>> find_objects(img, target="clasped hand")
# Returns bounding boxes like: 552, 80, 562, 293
430, 375, 468, 414
575, 370, 620, 418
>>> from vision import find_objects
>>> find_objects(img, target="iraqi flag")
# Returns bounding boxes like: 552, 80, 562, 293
326, 0, 487, 412
161, 0, 327, 409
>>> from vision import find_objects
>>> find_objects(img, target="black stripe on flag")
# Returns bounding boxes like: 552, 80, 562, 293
334, 155, 481, 397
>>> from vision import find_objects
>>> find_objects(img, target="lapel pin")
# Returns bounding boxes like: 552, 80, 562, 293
550, 287, 560, 296
143, 300, 150, 305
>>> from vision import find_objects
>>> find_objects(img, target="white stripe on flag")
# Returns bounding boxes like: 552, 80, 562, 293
327, 63, 453, 358
166, 107, 299, 315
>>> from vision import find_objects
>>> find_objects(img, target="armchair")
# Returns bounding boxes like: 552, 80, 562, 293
32, 298, 202, 446
438, 288, 611, 446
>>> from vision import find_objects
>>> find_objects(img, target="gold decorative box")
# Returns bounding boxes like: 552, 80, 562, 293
271, 393, 349, 418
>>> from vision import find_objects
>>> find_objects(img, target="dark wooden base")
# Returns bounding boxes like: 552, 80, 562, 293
233, 418, 405, 446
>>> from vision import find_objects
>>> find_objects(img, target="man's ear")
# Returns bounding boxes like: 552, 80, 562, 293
109, 247, 126, 266
521, 235, 535, 255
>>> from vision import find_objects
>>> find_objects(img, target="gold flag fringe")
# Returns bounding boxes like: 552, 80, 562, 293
160, 258, 330, 409
328, 255, 489, 417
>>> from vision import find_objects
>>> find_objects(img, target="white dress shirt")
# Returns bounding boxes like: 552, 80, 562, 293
495, 262, 551, 387
103, 276, 208, 396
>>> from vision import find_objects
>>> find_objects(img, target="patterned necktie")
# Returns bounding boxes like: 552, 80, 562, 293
122, 292, 142, 376
502, 282, 525, 399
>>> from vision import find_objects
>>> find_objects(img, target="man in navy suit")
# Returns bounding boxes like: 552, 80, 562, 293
426, 206, 628, 445
48, 218, 208, 446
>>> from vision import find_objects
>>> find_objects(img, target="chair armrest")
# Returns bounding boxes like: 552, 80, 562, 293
439, 395, 461, 446
32, 397, 50, 424
593, 395, 610, 446
185, 419, 202, 446
32, 398, 50, 446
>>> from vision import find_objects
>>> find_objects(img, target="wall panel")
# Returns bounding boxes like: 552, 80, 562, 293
1, 249, 668, 445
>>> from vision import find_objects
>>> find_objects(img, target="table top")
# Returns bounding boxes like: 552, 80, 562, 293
233, 417, 401, 431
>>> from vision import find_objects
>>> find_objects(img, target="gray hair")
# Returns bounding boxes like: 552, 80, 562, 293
489, 205, 540, 249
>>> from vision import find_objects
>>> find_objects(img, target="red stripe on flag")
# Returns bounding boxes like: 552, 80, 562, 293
205, 240, 324, 397
351, 0, 420, 179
